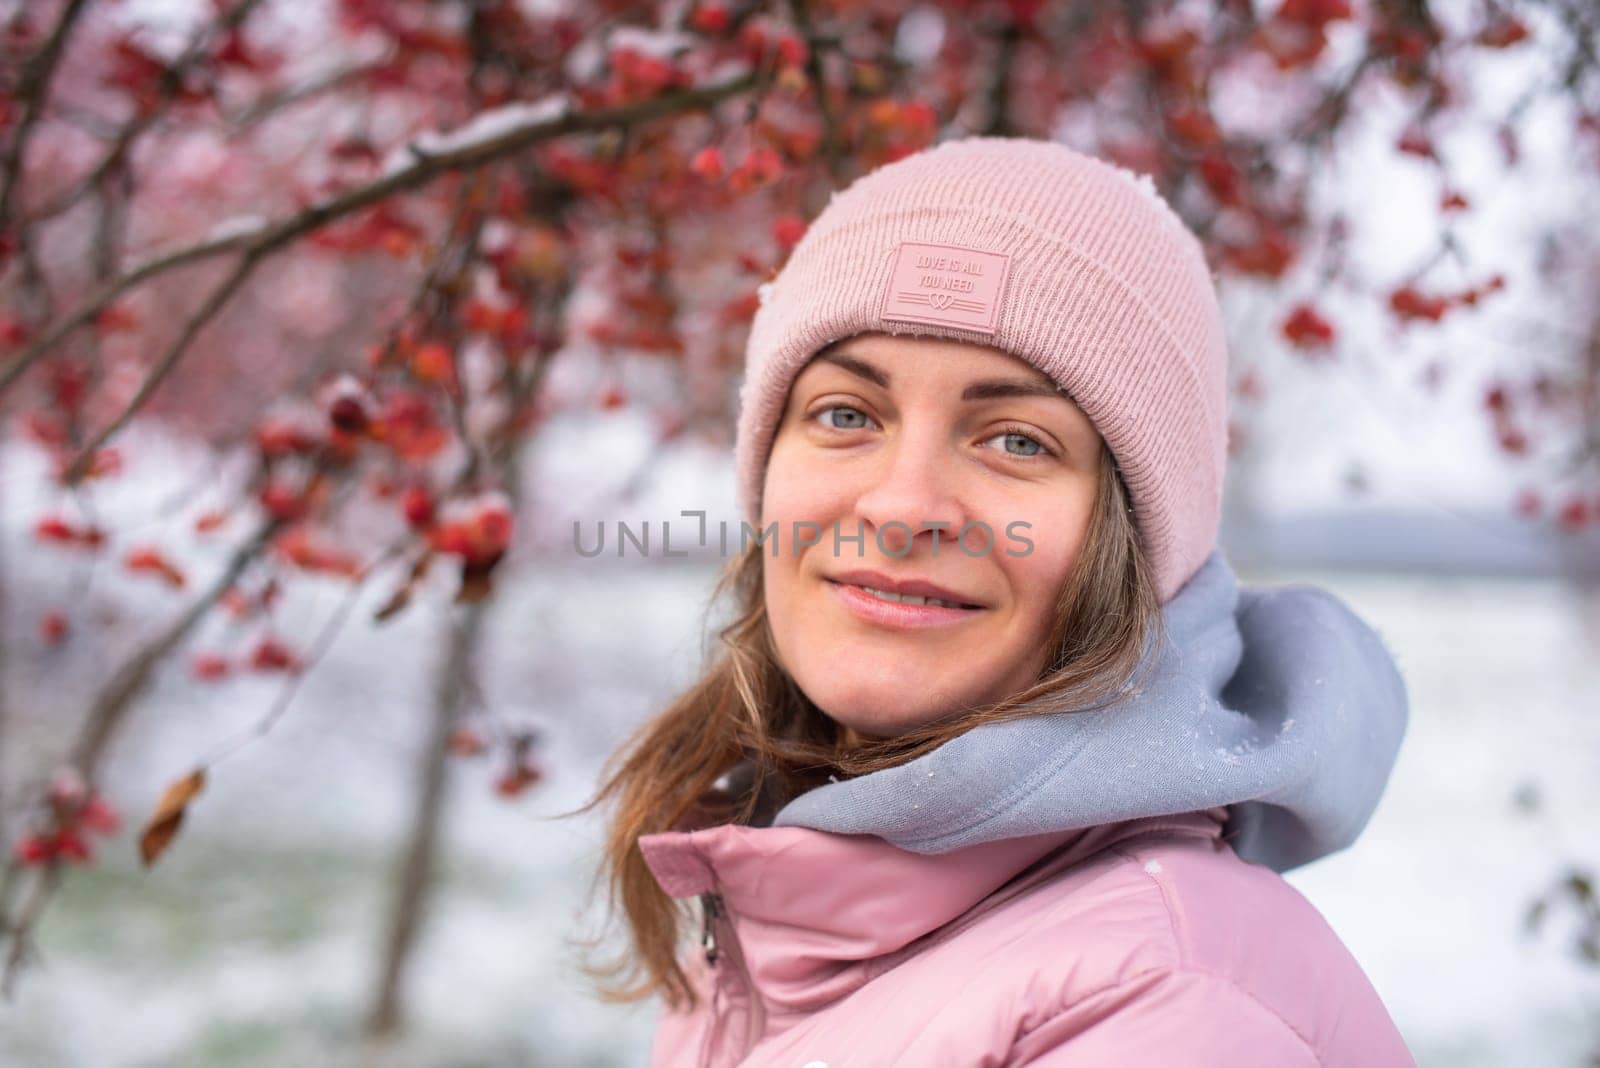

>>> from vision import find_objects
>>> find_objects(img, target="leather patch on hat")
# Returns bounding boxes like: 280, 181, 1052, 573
880, 241, 1011, 336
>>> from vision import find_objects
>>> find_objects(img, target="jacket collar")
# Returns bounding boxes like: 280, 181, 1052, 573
768, 548, 1410, 875
639, 807, 1228, 1011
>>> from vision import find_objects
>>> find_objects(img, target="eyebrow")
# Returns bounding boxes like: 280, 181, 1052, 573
818, 350, 1066, 402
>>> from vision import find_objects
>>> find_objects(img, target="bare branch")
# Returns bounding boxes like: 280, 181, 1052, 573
67, 512, 287, 775
0, 67, 765, 397
193, 535, 408, 769
221, 59, 389, 135
784, 0, 844, 187
24, 0, 270, 226
0, 508, 286, 996
0, 0, 94, 229
61, 248, 262, 484
0, 856, 60, 1000
981, 12, 1023, 137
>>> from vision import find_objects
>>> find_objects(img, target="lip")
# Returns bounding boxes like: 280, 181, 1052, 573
827, 570, 986, 608
824, 570, 988, 631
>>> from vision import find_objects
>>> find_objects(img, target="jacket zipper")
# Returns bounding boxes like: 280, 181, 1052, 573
699, 890, 765, 1065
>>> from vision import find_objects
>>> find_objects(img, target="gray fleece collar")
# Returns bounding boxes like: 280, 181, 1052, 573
771, 547, 1410, 873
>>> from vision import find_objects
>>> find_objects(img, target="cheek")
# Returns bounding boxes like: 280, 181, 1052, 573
993, 494, 1094, 626
760, 433, 841, 526
759, 439, 828, 649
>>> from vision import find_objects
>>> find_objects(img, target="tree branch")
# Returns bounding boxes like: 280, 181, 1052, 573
66, 512, 287, 775
0, 67, 764, 398
0, 0, 94, 229
785, 0, 844, 186
24, 0, 270, 227
60, 248, 264, 484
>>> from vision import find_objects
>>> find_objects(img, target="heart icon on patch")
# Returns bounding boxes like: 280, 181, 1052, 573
928, 293, 953, 310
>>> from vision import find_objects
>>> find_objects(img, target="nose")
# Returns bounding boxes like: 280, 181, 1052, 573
852, 420, 967, 557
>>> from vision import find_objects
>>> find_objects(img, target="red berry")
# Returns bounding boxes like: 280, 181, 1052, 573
1281, 303, 1337, 349
13, 833, 56, 865
259, 482, 307, 521
689, 145, 725, 181
772, 214, 808, 248
448, 725, 488, 757
402, 485, 435, 528
35, 515, 78, 543
493, 763, 543, 798
40, 610, 69, 644
689, 3, 731, 35
55, 829, 92, 863
192, 652, 231, 680
329, 395, 369, 434
81, 796, 122, 835
249, 637, 299, 673
775, 32, 807, 69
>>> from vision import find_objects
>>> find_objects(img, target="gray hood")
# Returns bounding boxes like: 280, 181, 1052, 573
771, 547, 1410, 873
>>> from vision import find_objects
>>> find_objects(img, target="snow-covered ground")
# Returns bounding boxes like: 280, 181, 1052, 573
2, 429, 1598, 1067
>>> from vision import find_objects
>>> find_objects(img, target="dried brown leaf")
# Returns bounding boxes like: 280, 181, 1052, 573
139, 768, 206, 867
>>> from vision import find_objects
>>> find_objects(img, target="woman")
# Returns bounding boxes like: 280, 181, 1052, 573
583, 137, 1414, 1066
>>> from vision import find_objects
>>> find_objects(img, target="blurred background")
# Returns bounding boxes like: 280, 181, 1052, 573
1, 0, 1598, 1065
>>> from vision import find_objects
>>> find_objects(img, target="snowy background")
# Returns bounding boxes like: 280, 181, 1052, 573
3, 3, 1598, 1064
2, 418, 1598, 1068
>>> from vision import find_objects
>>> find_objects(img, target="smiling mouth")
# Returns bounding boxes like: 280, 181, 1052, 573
824, 579, 983, 611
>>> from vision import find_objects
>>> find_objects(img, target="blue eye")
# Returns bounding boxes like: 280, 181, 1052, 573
984, 427, 1051, 459
1006, 433, 1041, 456
814, 406, 875, 430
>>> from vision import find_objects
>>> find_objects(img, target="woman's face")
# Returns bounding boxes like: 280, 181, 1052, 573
760, 331, 1104, 740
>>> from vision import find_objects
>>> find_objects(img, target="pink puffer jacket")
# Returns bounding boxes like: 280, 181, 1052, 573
638, 806, 1414, 1067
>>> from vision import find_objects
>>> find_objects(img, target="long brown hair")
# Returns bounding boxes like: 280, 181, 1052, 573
573, 437, 1163, 1012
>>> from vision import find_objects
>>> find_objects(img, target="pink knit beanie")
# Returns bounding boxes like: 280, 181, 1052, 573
736, 135, 1230, 605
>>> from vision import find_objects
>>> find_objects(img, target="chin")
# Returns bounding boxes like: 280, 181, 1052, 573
806, 679, 968, 740
829, 710, 924, 741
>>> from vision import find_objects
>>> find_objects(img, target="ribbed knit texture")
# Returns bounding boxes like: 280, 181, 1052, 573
736, 136, 1231, 604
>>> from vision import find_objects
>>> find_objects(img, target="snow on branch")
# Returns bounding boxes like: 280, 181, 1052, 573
0, 68, 763, 399
382, 93, 574, 177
